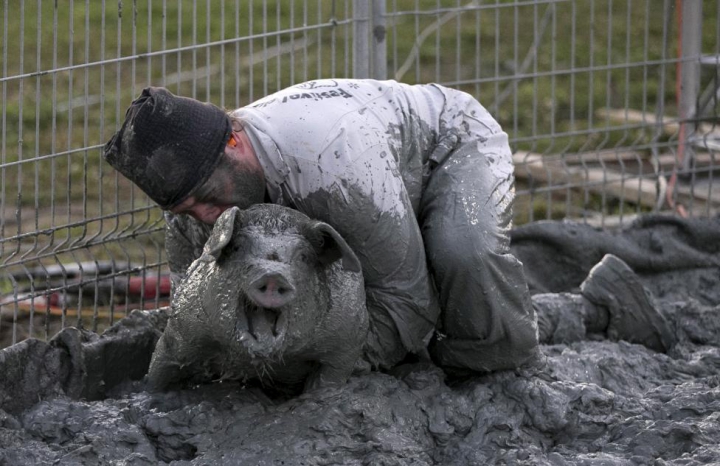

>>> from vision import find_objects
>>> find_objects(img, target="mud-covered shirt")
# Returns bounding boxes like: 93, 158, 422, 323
165, 79, 507, 366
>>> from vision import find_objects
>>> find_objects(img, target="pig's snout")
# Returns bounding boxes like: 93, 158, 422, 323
247, 272, 296, 309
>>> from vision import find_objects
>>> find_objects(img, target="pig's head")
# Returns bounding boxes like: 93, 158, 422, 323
196, 205, 361, 362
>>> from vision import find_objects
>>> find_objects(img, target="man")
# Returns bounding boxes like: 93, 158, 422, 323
103, 79, 669, 375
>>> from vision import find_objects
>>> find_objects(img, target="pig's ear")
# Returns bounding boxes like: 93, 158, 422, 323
307, 222, 362, 273
202, 207, 243, 260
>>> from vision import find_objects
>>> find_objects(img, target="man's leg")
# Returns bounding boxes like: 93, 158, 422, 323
534, 254, 676, 353
419, 139, 541, 373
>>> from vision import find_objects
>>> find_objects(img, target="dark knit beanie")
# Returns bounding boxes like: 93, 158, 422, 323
103, 87, 232, 210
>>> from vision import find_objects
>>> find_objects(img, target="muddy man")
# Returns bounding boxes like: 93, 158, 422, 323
104, 80, 672, 379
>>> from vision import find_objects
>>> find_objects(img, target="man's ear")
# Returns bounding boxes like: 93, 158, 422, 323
305, 222, 362, 273
202, 207, 243, 260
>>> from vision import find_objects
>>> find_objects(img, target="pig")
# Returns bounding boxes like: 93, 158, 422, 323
147, 204, 368, 393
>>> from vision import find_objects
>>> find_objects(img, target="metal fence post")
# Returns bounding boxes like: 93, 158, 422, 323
677, 0, 703, 173
372, 0, 387, 80
353, 0, 370, 79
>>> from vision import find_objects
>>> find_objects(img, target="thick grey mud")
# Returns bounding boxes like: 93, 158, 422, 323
1, 215, 720, 465
3, 321, 719, 465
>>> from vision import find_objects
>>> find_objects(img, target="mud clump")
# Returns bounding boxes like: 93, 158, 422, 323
2, 311, 719, 465
1, 215, 720, 465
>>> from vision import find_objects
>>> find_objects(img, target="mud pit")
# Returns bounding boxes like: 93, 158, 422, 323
1, 215, 719, 465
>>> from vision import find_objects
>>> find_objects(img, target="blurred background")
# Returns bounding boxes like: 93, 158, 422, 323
1, 0, 719, 347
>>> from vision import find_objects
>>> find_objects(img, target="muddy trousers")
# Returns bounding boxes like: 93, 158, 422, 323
533, 294, 608, 344
532, 254, 676, 353
419, 138, 541, 373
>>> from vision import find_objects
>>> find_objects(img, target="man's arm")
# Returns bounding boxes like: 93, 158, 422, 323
164, 212, 211, 296
285, 147, 441, 369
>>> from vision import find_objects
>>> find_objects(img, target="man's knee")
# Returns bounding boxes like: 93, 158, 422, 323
429, 319, 540, 373
427, 235, 503, 292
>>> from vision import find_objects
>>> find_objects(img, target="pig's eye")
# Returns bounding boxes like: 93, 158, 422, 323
294, 249, 315, 263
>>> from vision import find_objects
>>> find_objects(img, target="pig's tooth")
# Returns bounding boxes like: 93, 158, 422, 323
273, 312, 286, 338
251, 309, 275, 340
271, 311, 279, 337
234, 314, 249, 341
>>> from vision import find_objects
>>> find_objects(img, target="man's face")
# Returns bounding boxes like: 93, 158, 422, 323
170, 196, 232, 224
169, 135, 266, 224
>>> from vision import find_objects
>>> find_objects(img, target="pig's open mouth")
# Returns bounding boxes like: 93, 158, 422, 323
234, 296, 288, 347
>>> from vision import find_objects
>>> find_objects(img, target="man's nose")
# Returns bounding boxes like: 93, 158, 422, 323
195, 205, 229, 224
191, 207, 217, 224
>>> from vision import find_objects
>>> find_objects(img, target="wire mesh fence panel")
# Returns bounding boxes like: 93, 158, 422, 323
384, 0, 720, 226
1, 0, 719, 346
0, 0, 355, 347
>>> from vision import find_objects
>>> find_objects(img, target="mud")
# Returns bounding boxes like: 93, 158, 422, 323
1, 215, 719, 465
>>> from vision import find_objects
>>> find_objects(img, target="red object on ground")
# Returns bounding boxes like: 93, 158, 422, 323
126, 276, 172, 299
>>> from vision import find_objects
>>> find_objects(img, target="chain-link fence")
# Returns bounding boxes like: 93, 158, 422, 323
2, 0, 719, 347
